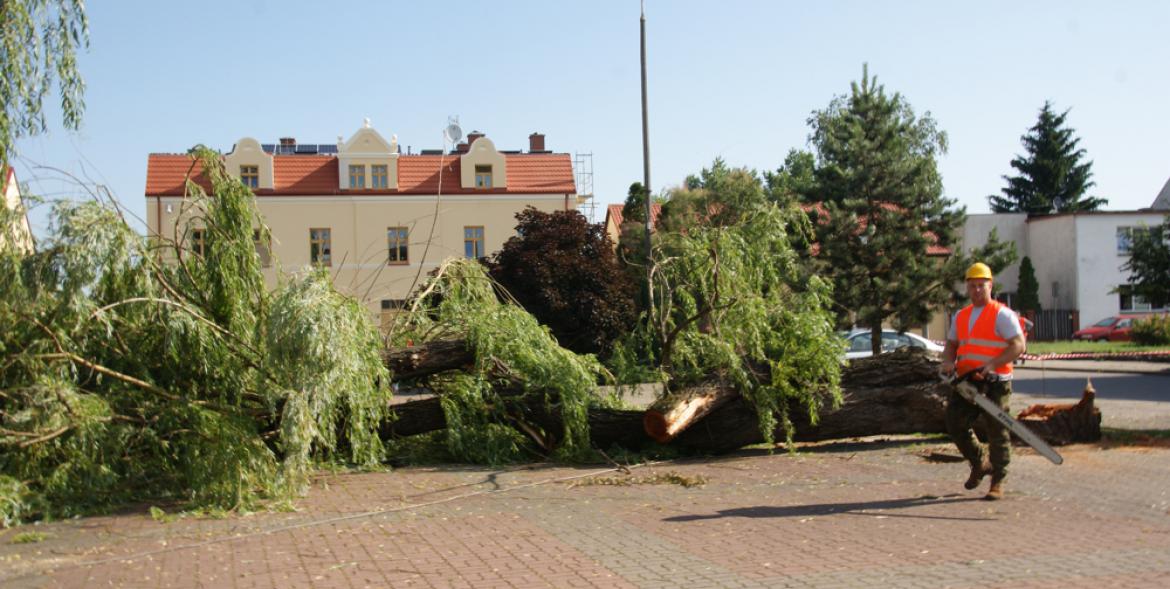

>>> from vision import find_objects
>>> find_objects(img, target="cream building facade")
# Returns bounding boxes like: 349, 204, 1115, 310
2, 166, 35, 253
145, 123, 583, 321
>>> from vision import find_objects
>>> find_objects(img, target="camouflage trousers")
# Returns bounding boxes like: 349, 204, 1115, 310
946, 380, 1012, 479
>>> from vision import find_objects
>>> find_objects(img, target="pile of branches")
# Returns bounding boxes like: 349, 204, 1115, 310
0, 150, 389, 525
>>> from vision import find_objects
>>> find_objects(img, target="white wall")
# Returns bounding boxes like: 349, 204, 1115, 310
1023, 215, 1077, 310
962, 213, 1027, 293
1073, 212, 1167, 324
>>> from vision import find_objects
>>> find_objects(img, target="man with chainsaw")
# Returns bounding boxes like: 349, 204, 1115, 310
940, 262, 1025, 500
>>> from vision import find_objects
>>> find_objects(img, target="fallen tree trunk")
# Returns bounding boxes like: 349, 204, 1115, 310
383, 339, 473, 381
382, 350, 950, 452
380, 349, 1094, 455
672, 381, 949, 453
643, 380, 738, 443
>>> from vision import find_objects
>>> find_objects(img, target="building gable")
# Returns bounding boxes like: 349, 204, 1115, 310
1152, 175, 1170, 210
460, 137, 507, 190
224, 137, 274, 190
338, 120, 399, 190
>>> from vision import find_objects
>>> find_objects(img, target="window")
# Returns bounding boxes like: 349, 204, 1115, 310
190, 229, 207, 257
348, 165, 366, 189
387, 226, 408, 264
474, 165, 492, 188
310, 228, 332, 266
240, 165, 259, 188
464, 226, 485, 258
371, 165, 388, 189
1117, 226, 1153, 255
1119, 285, 1165, 312
253, 229, 271, 268
380, 299, 407, 310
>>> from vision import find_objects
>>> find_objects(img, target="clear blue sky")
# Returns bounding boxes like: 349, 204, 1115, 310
14, 0, 1170, 235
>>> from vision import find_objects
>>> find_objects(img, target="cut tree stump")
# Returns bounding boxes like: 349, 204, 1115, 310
1014, 377, 1102, 445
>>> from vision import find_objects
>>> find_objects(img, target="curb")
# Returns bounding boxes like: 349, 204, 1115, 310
1020, 351, 1170, 362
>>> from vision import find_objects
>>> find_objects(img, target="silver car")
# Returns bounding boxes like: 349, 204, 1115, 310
844, 329, 945, 360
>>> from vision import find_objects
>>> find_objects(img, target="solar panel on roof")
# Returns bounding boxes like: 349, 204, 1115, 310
318, 145, 338, 154
294, 144, 318, 154
261, 144, 276, 153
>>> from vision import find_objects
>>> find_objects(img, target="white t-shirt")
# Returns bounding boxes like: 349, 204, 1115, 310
946, 304, 1023, 343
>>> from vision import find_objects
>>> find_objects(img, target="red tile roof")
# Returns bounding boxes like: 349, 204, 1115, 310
145, 153, 576, 197
605, 203, 663, 230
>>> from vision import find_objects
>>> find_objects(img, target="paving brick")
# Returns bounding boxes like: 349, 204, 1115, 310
2, 443, 1169, 588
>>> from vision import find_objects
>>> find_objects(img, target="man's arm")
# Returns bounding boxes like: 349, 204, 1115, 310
941, 340, 959, 375
979, 334, 1024, 377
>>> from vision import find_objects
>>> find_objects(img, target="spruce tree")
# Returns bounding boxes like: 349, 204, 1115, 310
988, 102, 1107, 214
1017, 256, 1041, 313
808, 65, 970, 356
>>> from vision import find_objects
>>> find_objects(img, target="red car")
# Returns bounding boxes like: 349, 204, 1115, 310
1072, 315, 1146, 342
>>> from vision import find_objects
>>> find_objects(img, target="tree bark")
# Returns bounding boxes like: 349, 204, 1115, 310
379, 348, 1092, 455
381, 349, 951, 452
383, 339, 473, 381
671, 381, 949, 453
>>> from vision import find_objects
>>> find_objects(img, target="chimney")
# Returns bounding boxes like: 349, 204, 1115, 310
529, 132, 546, 153
279, 137, 296, 147
466, 130, 485, 147
455, 142, 470, 154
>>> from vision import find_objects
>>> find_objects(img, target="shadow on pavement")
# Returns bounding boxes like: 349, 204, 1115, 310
664, 495, 991, 523
794, 435, 950, 454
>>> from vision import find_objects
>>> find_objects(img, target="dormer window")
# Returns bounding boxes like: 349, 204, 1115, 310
475, 165, 493, 189
225, 138, 273, 190
240, 165, 259, 188
460, 135, 506, 189
349, 165, 366, 189
371, 165, 388, 189
338, 123, 398, 190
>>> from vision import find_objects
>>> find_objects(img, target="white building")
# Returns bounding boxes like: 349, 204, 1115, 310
962, 188, 1169, 332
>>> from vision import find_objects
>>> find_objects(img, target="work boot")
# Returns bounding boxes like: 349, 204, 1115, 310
984, 475, 1005, 501
964, 459, 991, 490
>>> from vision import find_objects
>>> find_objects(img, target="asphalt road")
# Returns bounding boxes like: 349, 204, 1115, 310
1012, 369, 1170, 430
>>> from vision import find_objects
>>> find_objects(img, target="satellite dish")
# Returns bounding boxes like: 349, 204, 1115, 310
443, 117, 463, 145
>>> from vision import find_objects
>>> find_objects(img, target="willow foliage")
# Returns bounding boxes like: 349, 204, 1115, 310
392, 259, 607, 463
0, 150, 388, 525
613, 161, 844, 446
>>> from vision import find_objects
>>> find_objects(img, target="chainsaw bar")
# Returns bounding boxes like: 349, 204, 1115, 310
952, 377, 1064, 466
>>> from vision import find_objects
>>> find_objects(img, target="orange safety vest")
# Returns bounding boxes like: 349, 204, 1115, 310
955, 300, 1013, 377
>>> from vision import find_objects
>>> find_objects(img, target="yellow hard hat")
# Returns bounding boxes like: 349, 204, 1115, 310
965, 262, 993, 280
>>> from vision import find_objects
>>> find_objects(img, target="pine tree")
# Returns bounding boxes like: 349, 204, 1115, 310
1017, 256, 1041, 313
620, 182, 648, 224
808, 65, 968, 356
988, 102, 1107, 214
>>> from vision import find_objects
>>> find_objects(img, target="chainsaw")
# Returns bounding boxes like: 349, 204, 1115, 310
948, 370, 1064, 466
